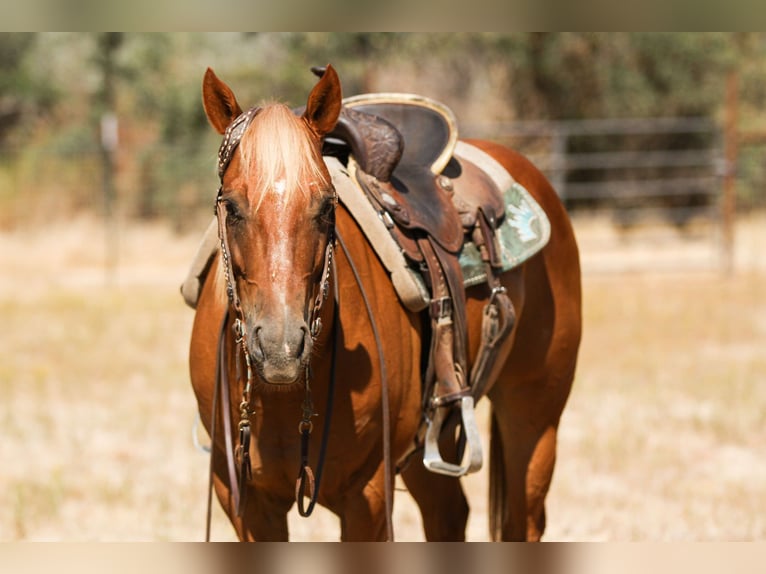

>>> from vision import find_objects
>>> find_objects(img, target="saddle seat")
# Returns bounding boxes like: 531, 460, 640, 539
327, 94, 506, 260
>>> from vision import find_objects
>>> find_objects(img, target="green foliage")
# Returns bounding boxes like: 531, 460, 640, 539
1, 32, 765, 226
0, 33, 58, 143
486, 32, 739, 120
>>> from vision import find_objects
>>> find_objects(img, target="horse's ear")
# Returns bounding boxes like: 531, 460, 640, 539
303, 64, 341, 138
202, 67, 243, 135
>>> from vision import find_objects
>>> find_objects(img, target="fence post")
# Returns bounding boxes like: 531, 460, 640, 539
97, 33, 122, 287
550, 125, 567, 200
722, 69, 738, 275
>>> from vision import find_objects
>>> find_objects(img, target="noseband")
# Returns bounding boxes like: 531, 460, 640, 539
215, 106, 336, 346
207, 106, 337, 528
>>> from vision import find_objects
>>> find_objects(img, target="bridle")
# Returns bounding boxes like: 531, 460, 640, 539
214, 106, 336, 339
207, 106, 337, 536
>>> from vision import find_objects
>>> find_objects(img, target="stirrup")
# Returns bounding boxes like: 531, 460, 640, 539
423, 396, 482, 477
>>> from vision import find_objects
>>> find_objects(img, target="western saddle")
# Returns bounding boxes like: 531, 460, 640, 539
316, 69, 516, 477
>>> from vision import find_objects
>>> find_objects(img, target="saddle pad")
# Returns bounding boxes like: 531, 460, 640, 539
329, 141, 550, 310
453, 141, 551, 287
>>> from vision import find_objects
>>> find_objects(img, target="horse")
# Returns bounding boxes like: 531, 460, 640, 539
188, 64, 582, 541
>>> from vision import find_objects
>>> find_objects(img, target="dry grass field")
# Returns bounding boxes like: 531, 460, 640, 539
1, 212, 764, 541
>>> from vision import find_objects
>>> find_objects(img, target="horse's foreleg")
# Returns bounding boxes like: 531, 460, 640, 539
400, 415, 469, 541
210, 456, 291, 541
238, 488, 291, 541
400, 464, 468, 540
336, 471, 391, 541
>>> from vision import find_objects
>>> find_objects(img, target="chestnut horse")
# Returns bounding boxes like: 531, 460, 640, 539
188, 65, 581, 541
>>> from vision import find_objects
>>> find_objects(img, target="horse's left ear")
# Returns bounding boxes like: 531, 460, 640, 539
303, 64, 342, 138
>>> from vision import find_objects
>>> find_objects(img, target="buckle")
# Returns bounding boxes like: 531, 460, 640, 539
429, 297, 452, 320
377, 209, 395, 229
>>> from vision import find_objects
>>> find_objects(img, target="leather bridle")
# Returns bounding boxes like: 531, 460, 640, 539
214, 107, 336, 343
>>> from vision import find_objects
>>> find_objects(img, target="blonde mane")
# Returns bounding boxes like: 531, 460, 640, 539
238, 103, 329, 209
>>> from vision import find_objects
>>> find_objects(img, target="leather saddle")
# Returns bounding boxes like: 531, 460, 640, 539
318, 79, 516, 478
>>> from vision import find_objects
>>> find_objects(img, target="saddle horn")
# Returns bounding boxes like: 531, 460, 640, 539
307, 65, 403, 182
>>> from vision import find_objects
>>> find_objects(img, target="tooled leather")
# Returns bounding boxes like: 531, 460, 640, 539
447, 156, 506, 230
328, 107, 403, 182
357, 167, 464, 255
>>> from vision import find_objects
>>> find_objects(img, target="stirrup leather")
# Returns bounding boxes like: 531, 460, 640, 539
418, 236, 484, 478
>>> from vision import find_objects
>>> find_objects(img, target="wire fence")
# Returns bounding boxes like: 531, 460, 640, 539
464, 116, 742, 272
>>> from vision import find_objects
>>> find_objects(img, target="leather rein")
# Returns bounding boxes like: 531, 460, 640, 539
205, 107, 340, 538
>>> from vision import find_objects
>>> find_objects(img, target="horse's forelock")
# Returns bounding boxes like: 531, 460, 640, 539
213, 103, 331, 307
238, 104, 329, 210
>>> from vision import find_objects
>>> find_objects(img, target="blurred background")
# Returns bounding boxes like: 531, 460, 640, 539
1, 32, 764, 541
3, 33, 766, 232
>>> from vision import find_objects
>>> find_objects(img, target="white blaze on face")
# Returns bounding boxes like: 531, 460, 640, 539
267, 177, 293, 308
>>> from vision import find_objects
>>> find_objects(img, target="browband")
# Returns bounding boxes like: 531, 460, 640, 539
217, 107, 260, 180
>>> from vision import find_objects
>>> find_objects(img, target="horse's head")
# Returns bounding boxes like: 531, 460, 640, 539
203, 65, 342, 387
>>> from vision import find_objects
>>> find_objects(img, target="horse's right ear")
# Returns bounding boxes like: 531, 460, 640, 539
202, 68, 243, 135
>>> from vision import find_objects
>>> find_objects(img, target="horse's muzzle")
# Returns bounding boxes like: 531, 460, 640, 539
250, 324, 312, 385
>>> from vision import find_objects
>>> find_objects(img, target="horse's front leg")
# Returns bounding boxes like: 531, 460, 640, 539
400, 414, 469, 541
239, 486, 293, 541
211, 459, 292, 541
336, 469, 391, 541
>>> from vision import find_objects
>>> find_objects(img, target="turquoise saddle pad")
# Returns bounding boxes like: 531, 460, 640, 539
459, 180, 550, 287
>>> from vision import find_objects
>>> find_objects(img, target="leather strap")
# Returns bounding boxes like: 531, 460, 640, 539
219, 317, 244, 514
467, 214, 516, 399
205, 312, 241, 541
296, 262, 339, 517
335, 229, 394, 541
418, 237, 468, 410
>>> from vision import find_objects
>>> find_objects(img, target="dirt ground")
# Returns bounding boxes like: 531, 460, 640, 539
0, 212, 764, 541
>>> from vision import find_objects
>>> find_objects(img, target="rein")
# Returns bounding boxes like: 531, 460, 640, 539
335, 229, 394, 541
295, 256, 339, 517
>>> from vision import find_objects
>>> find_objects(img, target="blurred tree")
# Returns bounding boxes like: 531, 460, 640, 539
0, 33, 57, 145
4, 32, 766, 225
491, 32, 740, 121
275, 33, 402, 97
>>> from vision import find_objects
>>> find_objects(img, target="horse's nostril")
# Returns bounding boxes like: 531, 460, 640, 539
251, 326, 265, 362
296, 327, 309, 359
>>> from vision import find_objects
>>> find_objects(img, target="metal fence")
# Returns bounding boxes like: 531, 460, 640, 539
463, 116, 733, 272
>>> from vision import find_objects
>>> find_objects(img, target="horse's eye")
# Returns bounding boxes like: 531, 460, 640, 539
315, 196, 336, 225
224, 199, 244, 224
